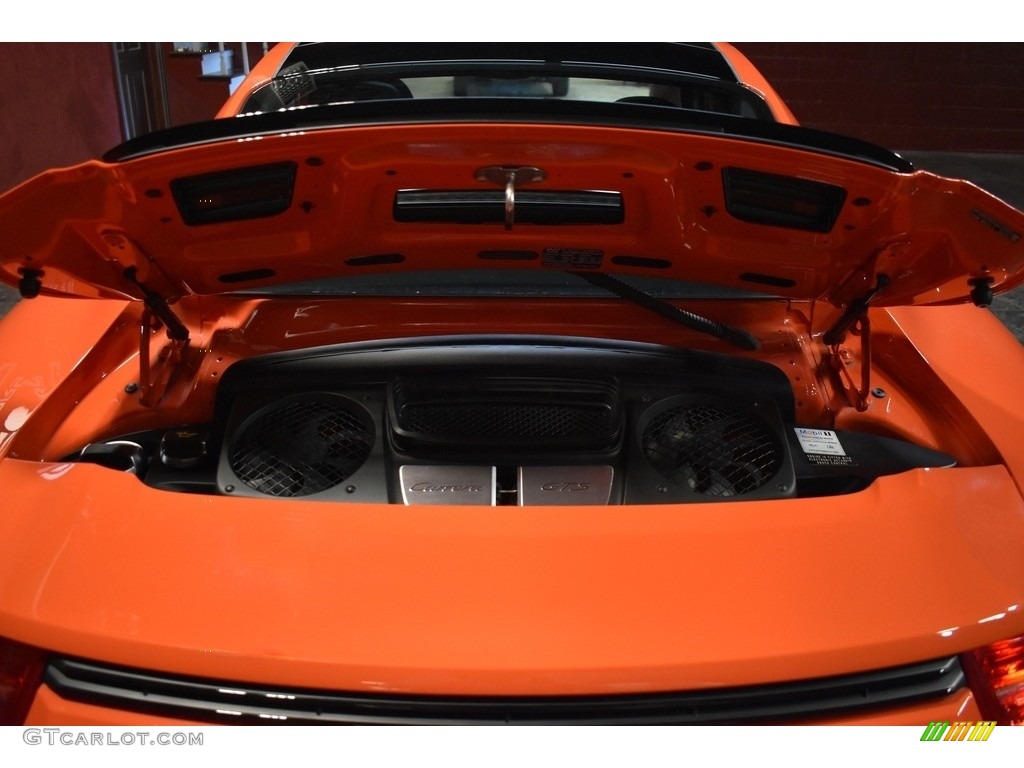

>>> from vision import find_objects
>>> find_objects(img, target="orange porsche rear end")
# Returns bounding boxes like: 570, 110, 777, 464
2, 43, 1024, 726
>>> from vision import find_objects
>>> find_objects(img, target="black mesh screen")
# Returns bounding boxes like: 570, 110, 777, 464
229, 397, 373, 497
390, 378, 621, 450
642, 403, 779, 496
398, 402, 612, 441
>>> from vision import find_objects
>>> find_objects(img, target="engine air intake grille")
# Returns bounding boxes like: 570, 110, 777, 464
391, 378, 620, 450
642, 401, 780, 496
401, 403, 609, 440
228, 395, 373, 497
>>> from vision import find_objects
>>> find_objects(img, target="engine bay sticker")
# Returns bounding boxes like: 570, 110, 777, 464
795, 427, 854, 465
795, 428, 845, 455
542, 248, 603, 269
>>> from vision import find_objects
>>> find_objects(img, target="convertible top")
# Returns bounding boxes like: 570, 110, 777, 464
276, 42, 740, 81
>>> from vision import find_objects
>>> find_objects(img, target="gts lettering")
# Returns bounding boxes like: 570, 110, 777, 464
541, 482, 590, 492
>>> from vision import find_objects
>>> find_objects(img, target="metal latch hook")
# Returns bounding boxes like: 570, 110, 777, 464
475, 165, 546, 230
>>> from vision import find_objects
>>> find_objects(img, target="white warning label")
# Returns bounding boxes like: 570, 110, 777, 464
794, 427, 847, 457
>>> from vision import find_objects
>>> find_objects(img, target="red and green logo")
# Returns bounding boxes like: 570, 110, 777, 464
920, 721, 996, 741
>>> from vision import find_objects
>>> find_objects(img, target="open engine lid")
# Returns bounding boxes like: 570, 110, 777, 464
1, 105, 1023, 309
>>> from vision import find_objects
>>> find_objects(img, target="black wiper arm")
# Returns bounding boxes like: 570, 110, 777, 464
573, 271, 760, 351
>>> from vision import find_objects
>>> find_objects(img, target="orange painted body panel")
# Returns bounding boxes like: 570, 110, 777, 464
714, 42, 800, 125
0, 296, 132, 459
1, 457, 1023, 695
874, 305, 1024, 495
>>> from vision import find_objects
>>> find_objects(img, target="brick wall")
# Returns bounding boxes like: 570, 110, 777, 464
0, 43, 123, 192
736, 43, 1024, 151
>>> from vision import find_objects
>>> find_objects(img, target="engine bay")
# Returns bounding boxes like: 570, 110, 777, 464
73, 337, 956, 505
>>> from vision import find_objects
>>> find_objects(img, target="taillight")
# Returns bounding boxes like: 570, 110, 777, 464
0, 636, 46, 725
962, 635, 1024, 725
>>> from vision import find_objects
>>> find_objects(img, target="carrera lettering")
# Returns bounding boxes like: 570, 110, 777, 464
409, 483, 483, 493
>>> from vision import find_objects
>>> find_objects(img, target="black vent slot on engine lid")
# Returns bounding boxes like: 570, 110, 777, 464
390, 377, 621, 452
635, 395, 793, 501
394, 190, 624, 225
227, 394, 374, 497
170, 162, 297, 226
722, 167, 846, 233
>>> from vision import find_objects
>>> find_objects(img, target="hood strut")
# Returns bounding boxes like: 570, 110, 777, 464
122, 267, 190, 408
123, 267, 189, 343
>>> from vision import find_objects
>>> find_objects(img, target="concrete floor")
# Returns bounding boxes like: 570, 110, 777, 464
2, 152, 1023, 343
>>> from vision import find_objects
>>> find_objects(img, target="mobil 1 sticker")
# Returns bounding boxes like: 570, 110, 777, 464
794, 427, 855, 466
542, 248, 603, 269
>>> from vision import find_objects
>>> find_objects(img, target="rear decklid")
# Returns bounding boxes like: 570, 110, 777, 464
1, 104, 1022, 309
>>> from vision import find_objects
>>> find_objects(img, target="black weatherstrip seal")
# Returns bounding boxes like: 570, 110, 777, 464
103, 99, 915, 174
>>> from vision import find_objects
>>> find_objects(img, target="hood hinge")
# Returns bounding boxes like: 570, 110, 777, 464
824, 274, 888, 413
823, 273, 889, 347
